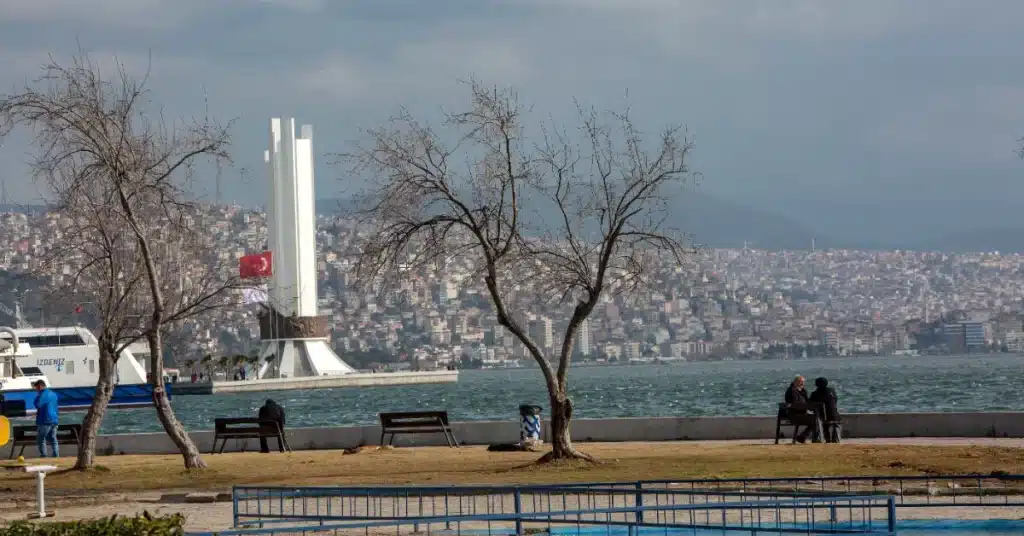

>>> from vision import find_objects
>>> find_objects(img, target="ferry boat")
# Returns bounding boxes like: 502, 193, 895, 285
0, 326, 159, 414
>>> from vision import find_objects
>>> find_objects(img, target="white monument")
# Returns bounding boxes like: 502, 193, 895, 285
257, 118, 355, 378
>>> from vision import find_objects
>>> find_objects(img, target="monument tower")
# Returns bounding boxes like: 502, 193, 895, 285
257, 118, 355, 377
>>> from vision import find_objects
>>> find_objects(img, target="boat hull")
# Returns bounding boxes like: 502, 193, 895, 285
1, 383, 169, 413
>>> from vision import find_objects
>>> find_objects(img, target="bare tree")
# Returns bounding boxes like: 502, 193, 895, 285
0, 53, 242, 469
340, 82, 696, 461
37, 172, 148, 470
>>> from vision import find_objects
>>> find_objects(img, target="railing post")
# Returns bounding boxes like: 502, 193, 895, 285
231, 486, 239, 528
634, 481, 644, 526
514, 487, 523, 536
887, 496, 897, 534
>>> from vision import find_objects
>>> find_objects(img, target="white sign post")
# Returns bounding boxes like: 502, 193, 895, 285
4, 464, 58, 518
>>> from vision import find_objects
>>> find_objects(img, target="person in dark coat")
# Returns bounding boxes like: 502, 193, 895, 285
785, 376, 808, 404
782, 376, 817, 443
258, 399, 286, 453
809, 377, 841, 442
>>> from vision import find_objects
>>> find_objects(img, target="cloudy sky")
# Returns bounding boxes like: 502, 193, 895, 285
0, 0, 1022, 244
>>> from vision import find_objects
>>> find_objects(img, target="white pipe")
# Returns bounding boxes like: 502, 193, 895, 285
0, 326, 17, 353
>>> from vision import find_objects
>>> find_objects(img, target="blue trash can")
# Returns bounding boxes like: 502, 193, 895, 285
519, 404, 543, 442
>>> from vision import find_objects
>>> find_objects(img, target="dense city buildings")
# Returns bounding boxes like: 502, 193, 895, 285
2, 206, 1023, 370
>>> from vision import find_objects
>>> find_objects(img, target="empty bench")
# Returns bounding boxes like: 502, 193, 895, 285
379, 411, 459, 447
211, 417, 290, 454
8, 424, 82, 459
775, 403, 841, 444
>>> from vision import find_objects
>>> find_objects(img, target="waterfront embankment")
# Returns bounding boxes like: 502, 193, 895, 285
47, 411, 1024, 456
171, 370, 458, 395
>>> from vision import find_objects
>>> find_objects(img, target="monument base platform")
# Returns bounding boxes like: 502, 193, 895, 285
173, 370, 459, 395
258, 338, 356, 377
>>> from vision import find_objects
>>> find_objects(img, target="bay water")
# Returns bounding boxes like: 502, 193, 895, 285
88, 354, 1023, 434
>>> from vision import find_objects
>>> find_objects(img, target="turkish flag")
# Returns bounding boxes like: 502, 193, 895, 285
73, 305, 83, 314
239, 251, 273, 279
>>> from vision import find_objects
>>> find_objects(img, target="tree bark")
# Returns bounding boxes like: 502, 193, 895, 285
147, 329, 207, 469
117, 186, 207, 469
538, 389, 596, 463
74, 340, 116, 470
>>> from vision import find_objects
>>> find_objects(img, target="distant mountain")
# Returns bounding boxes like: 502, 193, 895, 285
918, 228, 1024, 253
8, 197, 1017, 253
0, 203, 47, 214
670, 192, 822, 250
316, 192, 826, 250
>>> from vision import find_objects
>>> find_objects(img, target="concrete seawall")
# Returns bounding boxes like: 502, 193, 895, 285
172, 370, 459, 395
37, 412, 1023, 456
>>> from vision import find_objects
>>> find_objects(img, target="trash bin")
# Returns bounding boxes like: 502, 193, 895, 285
519, 404, 543, 442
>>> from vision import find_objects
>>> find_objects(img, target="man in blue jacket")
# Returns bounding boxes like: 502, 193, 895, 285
33, 380, 59, 457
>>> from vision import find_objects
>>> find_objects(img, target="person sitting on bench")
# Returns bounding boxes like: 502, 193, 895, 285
809, 377, 840, 442
782, 376, 818, 443
257, 399, 286, 453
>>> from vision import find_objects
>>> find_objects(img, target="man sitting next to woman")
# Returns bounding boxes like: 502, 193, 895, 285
809, 377, 841, 442
782, 376, 841, 443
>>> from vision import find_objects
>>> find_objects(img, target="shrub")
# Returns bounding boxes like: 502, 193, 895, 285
0, 512, 185, 535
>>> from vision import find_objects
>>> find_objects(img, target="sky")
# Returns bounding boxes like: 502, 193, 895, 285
0, 0, 1023, 245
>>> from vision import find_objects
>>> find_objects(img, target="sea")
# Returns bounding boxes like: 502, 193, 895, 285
89, 354, 1022, 434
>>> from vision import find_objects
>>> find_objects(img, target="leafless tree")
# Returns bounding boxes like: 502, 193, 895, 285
339, 82, 697, 461
0, 53, 242, 469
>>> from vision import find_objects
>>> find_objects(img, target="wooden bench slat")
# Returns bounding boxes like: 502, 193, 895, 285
379, 411, 458, 448
211, 417, 290, 454
775, 403, 841, 444
8, 424, 83, 459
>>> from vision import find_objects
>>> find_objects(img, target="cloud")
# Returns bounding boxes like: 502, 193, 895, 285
257, 0, 328, 12
298, 56, 369, 102
867, 86, 1024, 166
1, 0, 1024, 241
297, 36, 533, 104
0, 0, 201, 29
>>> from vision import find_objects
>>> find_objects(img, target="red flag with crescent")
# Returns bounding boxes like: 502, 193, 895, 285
239, 251, 273, 279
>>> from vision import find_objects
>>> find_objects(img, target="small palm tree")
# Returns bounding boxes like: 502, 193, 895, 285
183, 358, 197, 376
200, 354, 213, 379
246, 354, 261, 379
216, 355, 231, 375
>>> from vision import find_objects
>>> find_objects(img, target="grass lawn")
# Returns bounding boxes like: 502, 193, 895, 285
1, 442, 1021, 493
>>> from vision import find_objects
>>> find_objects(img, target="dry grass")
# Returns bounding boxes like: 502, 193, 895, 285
1, 442, 1021, 493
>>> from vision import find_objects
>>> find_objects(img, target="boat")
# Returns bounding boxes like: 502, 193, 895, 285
0, 326, 160, 413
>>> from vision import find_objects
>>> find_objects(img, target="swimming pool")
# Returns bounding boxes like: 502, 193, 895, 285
894, 519, 1023, 535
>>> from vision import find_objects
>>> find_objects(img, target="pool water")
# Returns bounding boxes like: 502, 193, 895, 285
895, 519, 1024, 535
542, 519, 1024, 535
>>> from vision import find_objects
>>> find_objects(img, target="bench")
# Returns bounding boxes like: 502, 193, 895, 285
379, 411, 459, 447
775, 403, 842, 444
8, 424, 82, 459
211, 417, 290, 454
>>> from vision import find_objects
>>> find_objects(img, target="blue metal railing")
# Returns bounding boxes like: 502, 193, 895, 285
636, 475, 1024, 508
231, 485, 848, 526
204, 474, 1024, 536
192, 493, 895, 536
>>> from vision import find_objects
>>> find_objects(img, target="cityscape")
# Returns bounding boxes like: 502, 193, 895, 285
1, 205, 1020, 372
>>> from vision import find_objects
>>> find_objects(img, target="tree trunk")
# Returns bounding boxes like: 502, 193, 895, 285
74, 342, 116, 470
148, 330, 207, 469
539, 389, 596, 463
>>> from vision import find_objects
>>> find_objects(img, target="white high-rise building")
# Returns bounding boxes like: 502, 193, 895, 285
529, 316, 553, 350
576, 319, 591, 356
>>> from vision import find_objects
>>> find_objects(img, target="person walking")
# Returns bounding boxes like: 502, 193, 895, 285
33, 380, 60, 458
